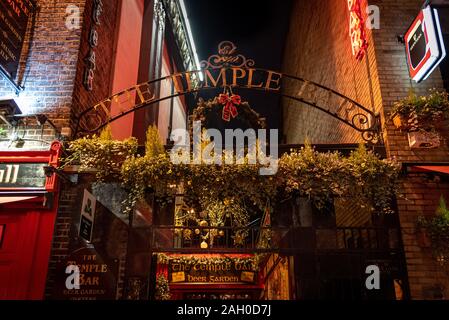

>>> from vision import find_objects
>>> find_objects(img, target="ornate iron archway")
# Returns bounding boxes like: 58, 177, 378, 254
74, 41, 382, 143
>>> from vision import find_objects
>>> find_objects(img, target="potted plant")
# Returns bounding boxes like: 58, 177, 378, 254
417, 196, 449, 264
390, 90, 449, 148
390, 89, 449, 132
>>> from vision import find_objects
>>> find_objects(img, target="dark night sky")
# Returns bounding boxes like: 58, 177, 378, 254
184, 0, 293, 129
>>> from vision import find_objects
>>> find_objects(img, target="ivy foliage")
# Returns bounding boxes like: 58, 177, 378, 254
65, 125, 138, 181
391, 89, 449, 132
154, 274, 171, 300
66, 127, 400, 217
418, 196, 449, 265
65, 95, 400, 221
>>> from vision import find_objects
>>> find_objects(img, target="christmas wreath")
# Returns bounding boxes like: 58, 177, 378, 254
191, 94, 267, 130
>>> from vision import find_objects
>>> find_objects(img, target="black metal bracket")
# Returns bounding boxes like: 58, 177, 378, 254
44, 166, 78, 184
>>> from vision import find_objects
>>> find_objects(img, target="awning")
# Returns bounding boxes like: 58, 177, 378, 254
403, 163, 449, 175
0, 196, 38, 204
412, 166, 449, 175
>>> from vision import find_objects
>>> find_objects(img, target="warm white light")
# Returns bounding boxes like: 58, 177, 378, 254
179, 0, 204, 81
13, 95, 36, 115
200, 241, 208, 249
422, 9, 447, 81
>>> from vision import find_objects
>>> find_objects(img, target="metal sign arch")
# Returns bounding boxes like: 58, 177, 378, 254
74, 42, 381, 143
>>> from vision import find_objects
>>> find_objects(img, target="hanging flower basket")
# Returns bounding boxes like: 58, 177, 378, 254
390, 89, 449, 133
392, 113, 404, 130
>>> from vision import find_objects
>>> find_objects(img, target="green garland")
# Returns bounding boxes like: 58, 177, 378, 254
64, 126, 138, 181
118, 143, 398, 215
66, 133, 399, 216
155, 274, 171, 300
65, 99, 400, 219
191, 97, 267, 129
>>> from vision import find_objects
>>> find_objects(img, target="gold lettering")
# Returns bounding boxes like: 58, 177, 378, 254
0, 49, 9, 61
296, 80, 310, 98
265, 71, 282, 91
113, 89, 135, 112
80, 275, 100, 286
1, 41, 16, 60
0, 11, 22, 42
93, 99, 111, 117
187, 275, 206, 282
171, 73, 186, 94
204, 68, 227, 88
232, 67, 247, 87
247, 68, 263, 88
135, 83, 155, 104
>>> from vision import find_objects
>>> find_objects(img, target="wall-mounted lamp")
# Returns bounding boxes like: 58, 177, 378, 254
35, 114, 61, 138
43, 165, 78, 184
0, 99, 22, 126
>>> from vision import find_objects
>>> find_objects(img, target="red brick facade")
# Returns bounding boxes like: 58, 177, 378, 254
283, 0, 449, 299
0, 0, 87, 149
0, 0, 127, 299
71, 0, 121, 136
2, 0, 449, 300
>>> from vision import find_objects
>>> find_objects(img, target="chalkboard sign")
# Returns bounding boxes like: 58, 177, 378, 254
0, 0, 35, 79
52, 246, 119, 300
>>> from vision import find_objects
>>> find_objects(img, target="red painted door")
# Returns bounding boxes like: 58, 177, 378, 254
0, 209, 55, 300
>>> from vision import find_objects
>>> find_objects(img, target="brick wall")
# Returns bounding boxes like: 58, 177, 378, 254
0, 0, 119, 147
71, 0, 121, 136
0, 0, 87, 150
282, 0, 449, 299
369, 0, 449, 299
396, 175, 449, 299
370, 0, 449, 162
0, 0, 126, 299
41, 0, 126, 299
45, 175, 129, 300
44, 178, 76, 297
282, 0, 383, 144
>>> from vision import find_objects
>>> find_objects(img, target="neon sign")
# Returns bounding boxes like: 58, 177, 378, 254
348, 0, 368, 61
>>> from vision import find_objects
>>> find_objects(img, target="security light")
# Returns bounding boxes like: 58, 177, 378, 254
0, 98, 22, 126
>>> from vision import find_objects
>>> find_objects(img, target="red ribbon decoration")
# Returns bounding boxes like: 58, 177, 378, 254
218, 93, 241, 122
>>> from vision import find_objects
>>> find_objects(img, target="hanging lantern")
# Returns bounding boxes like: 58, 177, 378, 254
200, 241, 208, 249
218, 230, 225, 237
199, 220, 208, 227
194, 229, 201, 235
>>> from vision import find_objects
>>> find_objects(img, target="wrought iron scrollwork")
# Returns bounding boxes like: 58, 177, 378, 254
200, 41, 255, 69
74, 41, 383, 144
282, 74, 382, 144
